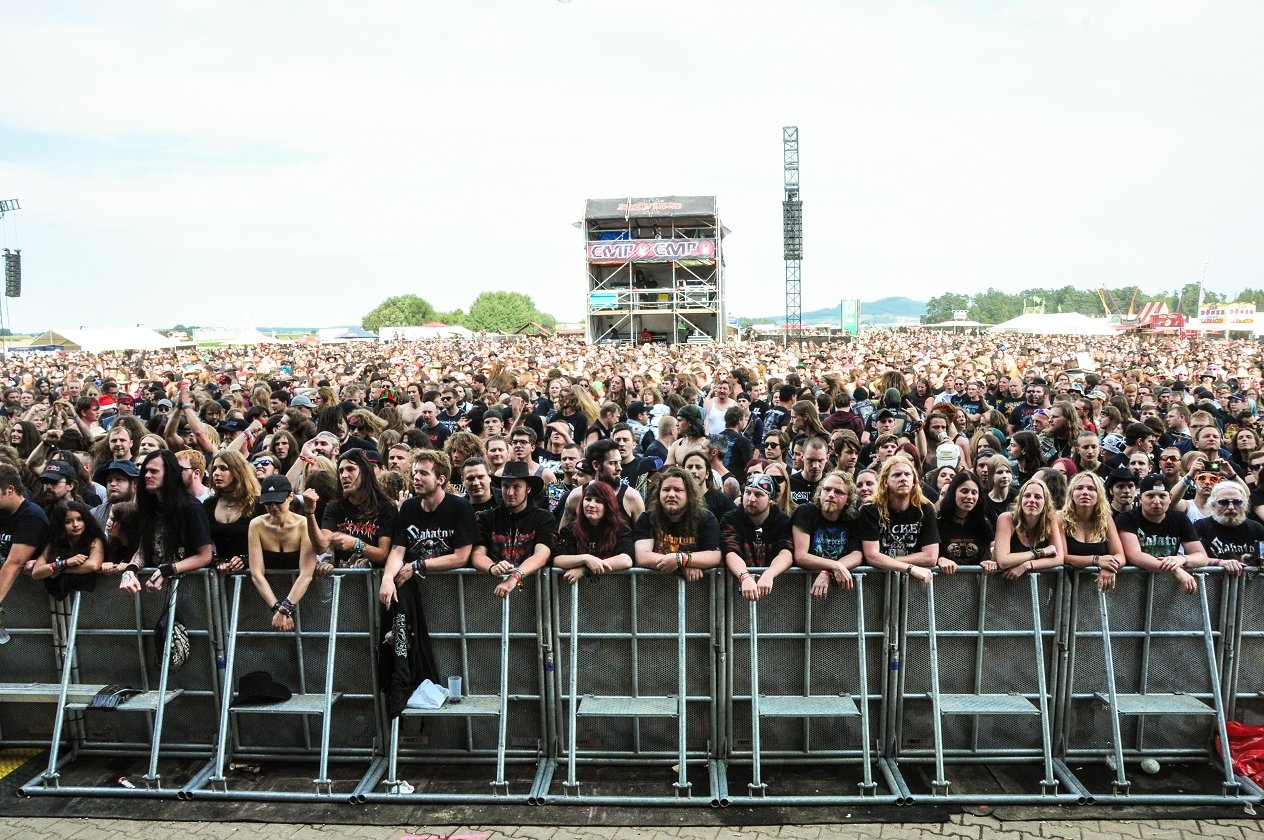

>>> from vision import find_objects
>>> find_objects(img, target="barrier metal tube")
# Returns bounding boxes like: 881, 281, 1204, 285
1028, 572, 1058, 793
565, 577, 579, 793
855, 573, 875, 794
747, 597, 762, 794
493, 593, 510, 794
674, 574, 689, 796
923, 574, 948, 794
1198, 577, 1239, 794
42, 591, 82, 786
313, 575, 342, 793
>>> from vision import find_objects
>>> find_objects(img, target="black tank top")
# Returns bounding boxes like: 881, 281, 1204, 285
261, 548, 301, 570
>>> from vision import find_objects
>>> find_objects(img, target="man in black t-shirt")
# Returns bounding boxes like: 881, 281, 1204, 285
1116, 474, 1209, 594
414, 401, 450, 450
721, 473, 793, 601
461, 457, 502, 515
472, 461, 558, 598
788, 437, 829, 507
0, 463, 50, 612
1195, 482, 1264, 576
633, 465, 722, 582
123, 450, 214, 593
319, 450, 397, 568
380, 449, 478, 607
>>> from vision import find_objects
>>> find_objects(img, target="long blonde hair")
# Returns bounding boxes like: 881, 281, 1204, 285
1062, 471, 1110, 544
1012, 478, 1056, 546
871, 454, 929, 526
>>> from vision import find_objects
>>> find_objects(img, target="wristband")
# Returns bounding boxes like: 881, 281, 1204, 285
411, 557, 428, 578
52, 557, 66, 575
273, 598, 296, 617
124, 563, 140, 576
509, 569, 524, 589
579, 566, 589, 577
1030, 548, 1039, 562
159, 563, 177, 579
675, 552, 683, 569
738, 571, 753, 583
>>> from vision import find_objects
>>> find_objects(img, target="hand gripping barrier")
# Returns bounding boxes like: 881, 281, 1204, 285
20, 570, 221, 797
362, 567, 552, 804
545, 568, 723, 805
722, 567, 902, 805
1058, 566, 1261, 803
184, 569, 384, 801
0, 581, 66, 750
890, 566, 1083, 803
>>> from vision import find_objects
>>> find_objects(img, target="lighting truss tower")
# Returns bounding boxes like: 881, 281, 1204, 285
782, 128, 802, 346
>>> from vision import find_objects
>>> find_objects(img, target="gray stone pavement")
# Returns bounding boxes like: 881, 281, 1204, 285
2, 816, 1263, 840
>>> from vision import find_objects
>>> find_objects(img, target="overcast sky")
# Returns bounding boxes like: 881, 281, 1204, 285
1, 1, 1260, 331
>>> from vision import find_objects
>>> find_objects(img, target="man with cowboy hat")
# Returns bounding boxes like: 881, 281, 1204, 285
472, 460, 558, 598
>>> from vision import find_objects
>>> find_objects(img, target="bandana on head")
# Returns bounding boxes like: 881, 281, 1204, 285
746, 473, 777, 497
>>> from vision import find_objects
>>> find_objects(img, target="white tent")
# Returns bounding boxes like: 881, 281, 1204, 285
378, 323, 474, 340
36, 327, 187, 353
916, 319, 992, 330
192, 326, 276, 345
988, 313, 1118, 336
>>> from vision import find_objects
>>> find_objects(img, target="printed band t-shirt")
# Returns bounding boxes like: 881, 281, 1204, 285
632, 510, 721, 556
1114, 508, 1198, 558
790, 503, 856, 561
858, 502, 939, 558
392, 493, 478, 565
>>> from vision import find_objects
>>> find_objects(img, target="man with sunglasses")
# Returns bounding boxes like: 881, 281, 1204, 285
1194, 482, 1260, 575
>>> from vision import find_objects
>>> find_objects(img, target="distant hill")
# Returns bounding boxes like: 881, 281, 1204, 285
739, 296, 926, 326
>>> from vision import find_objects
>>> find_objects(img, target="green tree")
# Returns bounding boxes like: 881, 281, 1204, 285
1234, 288, 1264, 309
434, 309, 467, 326
465, 291, 555, 334
970, 288, 1023, 325
361, 295, 437, 332
922, 293, 970, 324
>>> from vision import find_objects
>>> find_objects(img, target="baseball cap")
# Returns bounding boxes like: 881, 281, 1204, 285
40, 461, 77, 483
1137, 474, 1168, 495
258, 474, 293, 505
289, 394, 317, 409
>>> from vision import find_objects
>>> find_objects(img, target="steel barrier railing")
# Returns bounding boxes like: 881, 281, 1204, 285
1059, 567, 1261, 803
362, 568, 552, 804
4, 563, 1263, 807
19, 570, 221, 798
0, 582, 71, 750
184, 568, 383, 801
545, 567, 723, 805
721, 567, 900, 805
890, 566, 1083, 803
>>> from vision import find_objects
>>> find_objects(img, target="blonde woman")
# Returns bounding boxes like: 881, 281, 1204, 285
1061, 472, 1125, 592
993, 478, 1066, 579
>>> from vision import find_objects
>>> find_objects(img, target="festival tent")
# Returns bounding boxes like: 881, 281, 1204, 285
191, 326, 276, 345
318, 326, 377, 342
378, 323, 474, 340
916, 319, 992, 330
987, 313, 1118, 336
31, 327, 188, 353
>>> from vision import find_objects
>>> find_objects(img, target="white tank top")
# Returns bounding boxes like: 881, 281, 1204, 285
705, 400, 729, 436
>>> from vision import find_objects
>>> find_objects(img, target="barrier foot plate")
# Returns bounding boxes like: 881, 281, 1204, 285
1112, 779, 1131, 796
490, 780, 509, 797
1040, 779, 1060, 796
562, 782, 581, 797
672, 781, 692, 798
932, 779, 950, 796
859, 781, 878, 797
748, 782, 767, 798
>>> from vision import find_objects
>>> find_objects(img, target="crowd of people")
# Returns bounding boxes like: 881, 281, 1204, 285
0, 327, 1261, 712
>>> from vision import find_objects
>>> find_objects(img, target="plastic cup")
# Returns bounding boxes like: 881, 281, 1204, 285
447, 676, 462, 703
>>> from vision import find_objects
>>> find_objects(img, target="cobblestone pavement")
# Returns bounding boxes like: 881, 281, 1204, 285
2, 816, 1263, 840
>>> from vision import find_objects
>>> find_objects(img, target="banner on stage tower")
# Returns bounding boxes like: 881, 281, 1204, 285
586, 238, 717, 264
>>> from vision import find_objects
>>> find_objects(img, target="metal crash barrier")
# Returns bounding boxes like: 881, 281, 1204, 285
21, 570, 221, 798
0, 582, 66, 750
546, 568, 723, 805
5, 562, 1264, 808
1058, 567, 1260, 803
723, 567, 900, 805
186, 569, 384, 801
890, 566, 1082, 803
363, 568, 552, 804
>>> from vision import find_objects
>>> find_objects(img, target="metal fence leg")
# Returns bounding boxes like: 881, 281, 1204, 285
1097, 587, 1129, 795
1198, 578, 1240, 796
563, 579, 580, 796
923, 575, 949, 796
313, 575, 341, 795
209, 576, 244, 791
491, 595, 510, 796
41, 592, 82, 788
673, 575, 690, 797
1028, 574, 1059, 795
747, 597, 765, 797
855, 575, 876, 796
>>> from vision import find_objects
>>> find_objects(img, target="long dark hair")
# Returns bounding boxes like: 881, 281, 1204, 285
647, 465, 706, 539
572, 480, 627, 558
937, 469, 989, 533
136, 450, 193, 565
336, 449, 391, 521
48, 500, 107, 561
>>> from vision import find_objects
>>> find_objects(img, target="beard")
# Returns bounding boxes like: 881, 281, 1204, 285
1212, 508, 1246, 528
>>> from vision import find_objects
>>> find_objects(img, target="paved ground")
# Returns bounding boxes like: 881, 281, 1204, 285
2, 816, 1263, 840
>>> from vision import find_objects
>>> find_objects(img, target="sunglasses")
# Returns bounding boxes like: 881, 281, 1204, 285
253, 459, 274, 467
1216, 499, 1245, 508
764, 440, 781, 448
1159, 455, 1181, 463
1195, 473, 1223, 484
